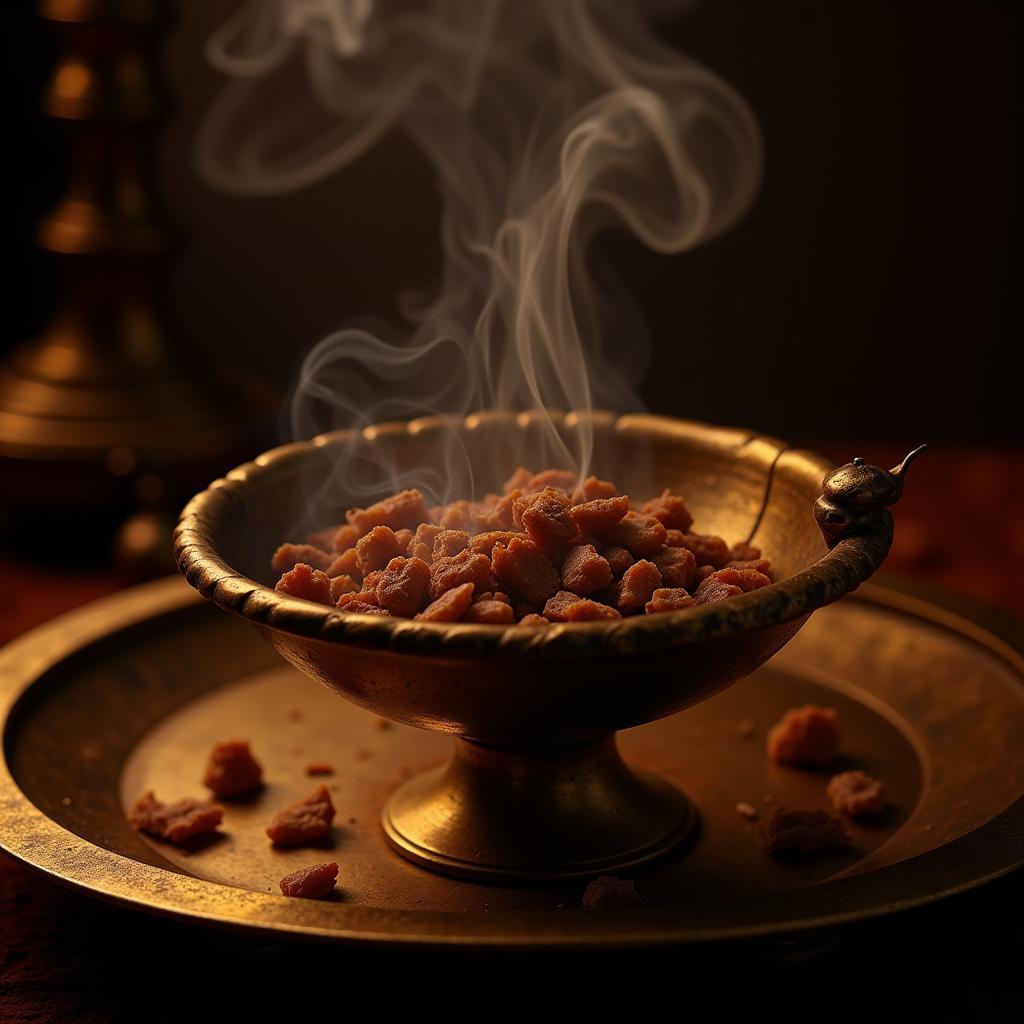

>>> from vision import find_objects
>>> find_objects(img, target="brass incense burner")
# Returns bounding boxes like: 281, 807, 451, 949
175, 412, 921, 883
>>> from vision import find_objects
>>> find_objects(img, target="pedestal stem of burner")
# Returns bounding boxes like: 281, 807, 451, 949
382, 734, 698, 883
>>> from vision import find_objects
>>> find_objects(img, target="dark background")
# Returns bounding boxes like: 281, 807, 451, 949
3, 0, 1018, 445
1, 5, 1021, 1018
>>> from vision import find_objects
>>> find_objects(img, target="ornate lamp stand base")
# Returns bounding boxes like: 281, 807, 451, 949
383, 736, 698, 883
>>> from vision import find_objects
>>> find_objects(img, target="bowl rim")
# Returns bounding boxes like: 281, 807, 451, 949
173, 412, 893, 658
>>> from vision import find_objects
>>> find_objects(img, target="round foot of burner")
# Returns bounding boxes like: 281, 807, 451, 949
382, 735, 698, 884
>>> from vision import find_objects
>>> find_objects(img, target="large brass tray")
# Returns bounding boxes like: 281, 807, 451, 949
1, 575, 1022, 947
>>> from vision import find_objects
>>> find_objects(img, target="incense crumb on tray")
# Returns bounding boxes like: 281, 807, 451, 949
766, 705, 841, 766
582, 875, 643, 911
266, 786, 336, 847
758, 807, 850, 858
827, 770, 886, 817
735, 801, 757, 820
736, 717, 756, 739
284, 707, 304, 721
80, 745, 103, 763
272, 472, 775, 623
129, 791, 224, 844
305, 762, 334, 776
203, 740, 263, 798
279, 862, 339, 899
374, 717, 393, 731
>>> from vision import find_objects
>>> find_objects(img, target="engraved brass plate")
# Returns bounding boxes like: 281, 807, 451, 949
1, 576, 1022, 947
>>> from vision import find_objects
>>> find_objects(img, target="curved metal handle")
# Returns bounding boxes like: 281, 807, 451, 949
814, 444, 927, 548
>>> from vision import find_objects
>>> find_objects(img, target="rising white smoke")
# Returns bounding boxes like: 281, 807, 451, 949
197, 0, 761, 503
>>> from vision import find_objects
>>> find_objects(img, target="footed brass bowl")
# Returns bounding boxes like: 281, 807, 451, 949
175, 411, 910, 882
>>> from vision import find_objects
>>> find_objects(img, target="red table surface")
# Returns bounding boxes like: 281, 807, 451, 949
1, 443, 1021, 1019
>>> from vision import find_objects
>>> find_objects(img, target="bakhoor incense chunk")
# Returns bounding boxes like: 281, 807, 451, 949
272, 469, 774, 624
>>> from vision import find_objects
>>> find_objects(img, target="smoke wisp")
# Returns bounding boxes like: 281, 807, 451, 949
198, 0, 761, 504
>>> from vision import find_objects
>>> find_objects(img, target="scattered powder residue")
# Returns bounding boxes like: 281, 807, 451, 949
582, 876, 643, 911
735, 802, 757, 820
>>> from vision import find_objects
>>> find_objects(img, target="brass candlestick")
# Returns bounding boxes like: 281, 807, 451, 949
0, 0, 270, 567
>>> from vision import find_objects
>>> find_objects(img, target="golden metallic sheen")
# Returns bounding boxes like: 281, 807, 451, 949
1, 576, 1023, 946
175, 412, 899, 881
